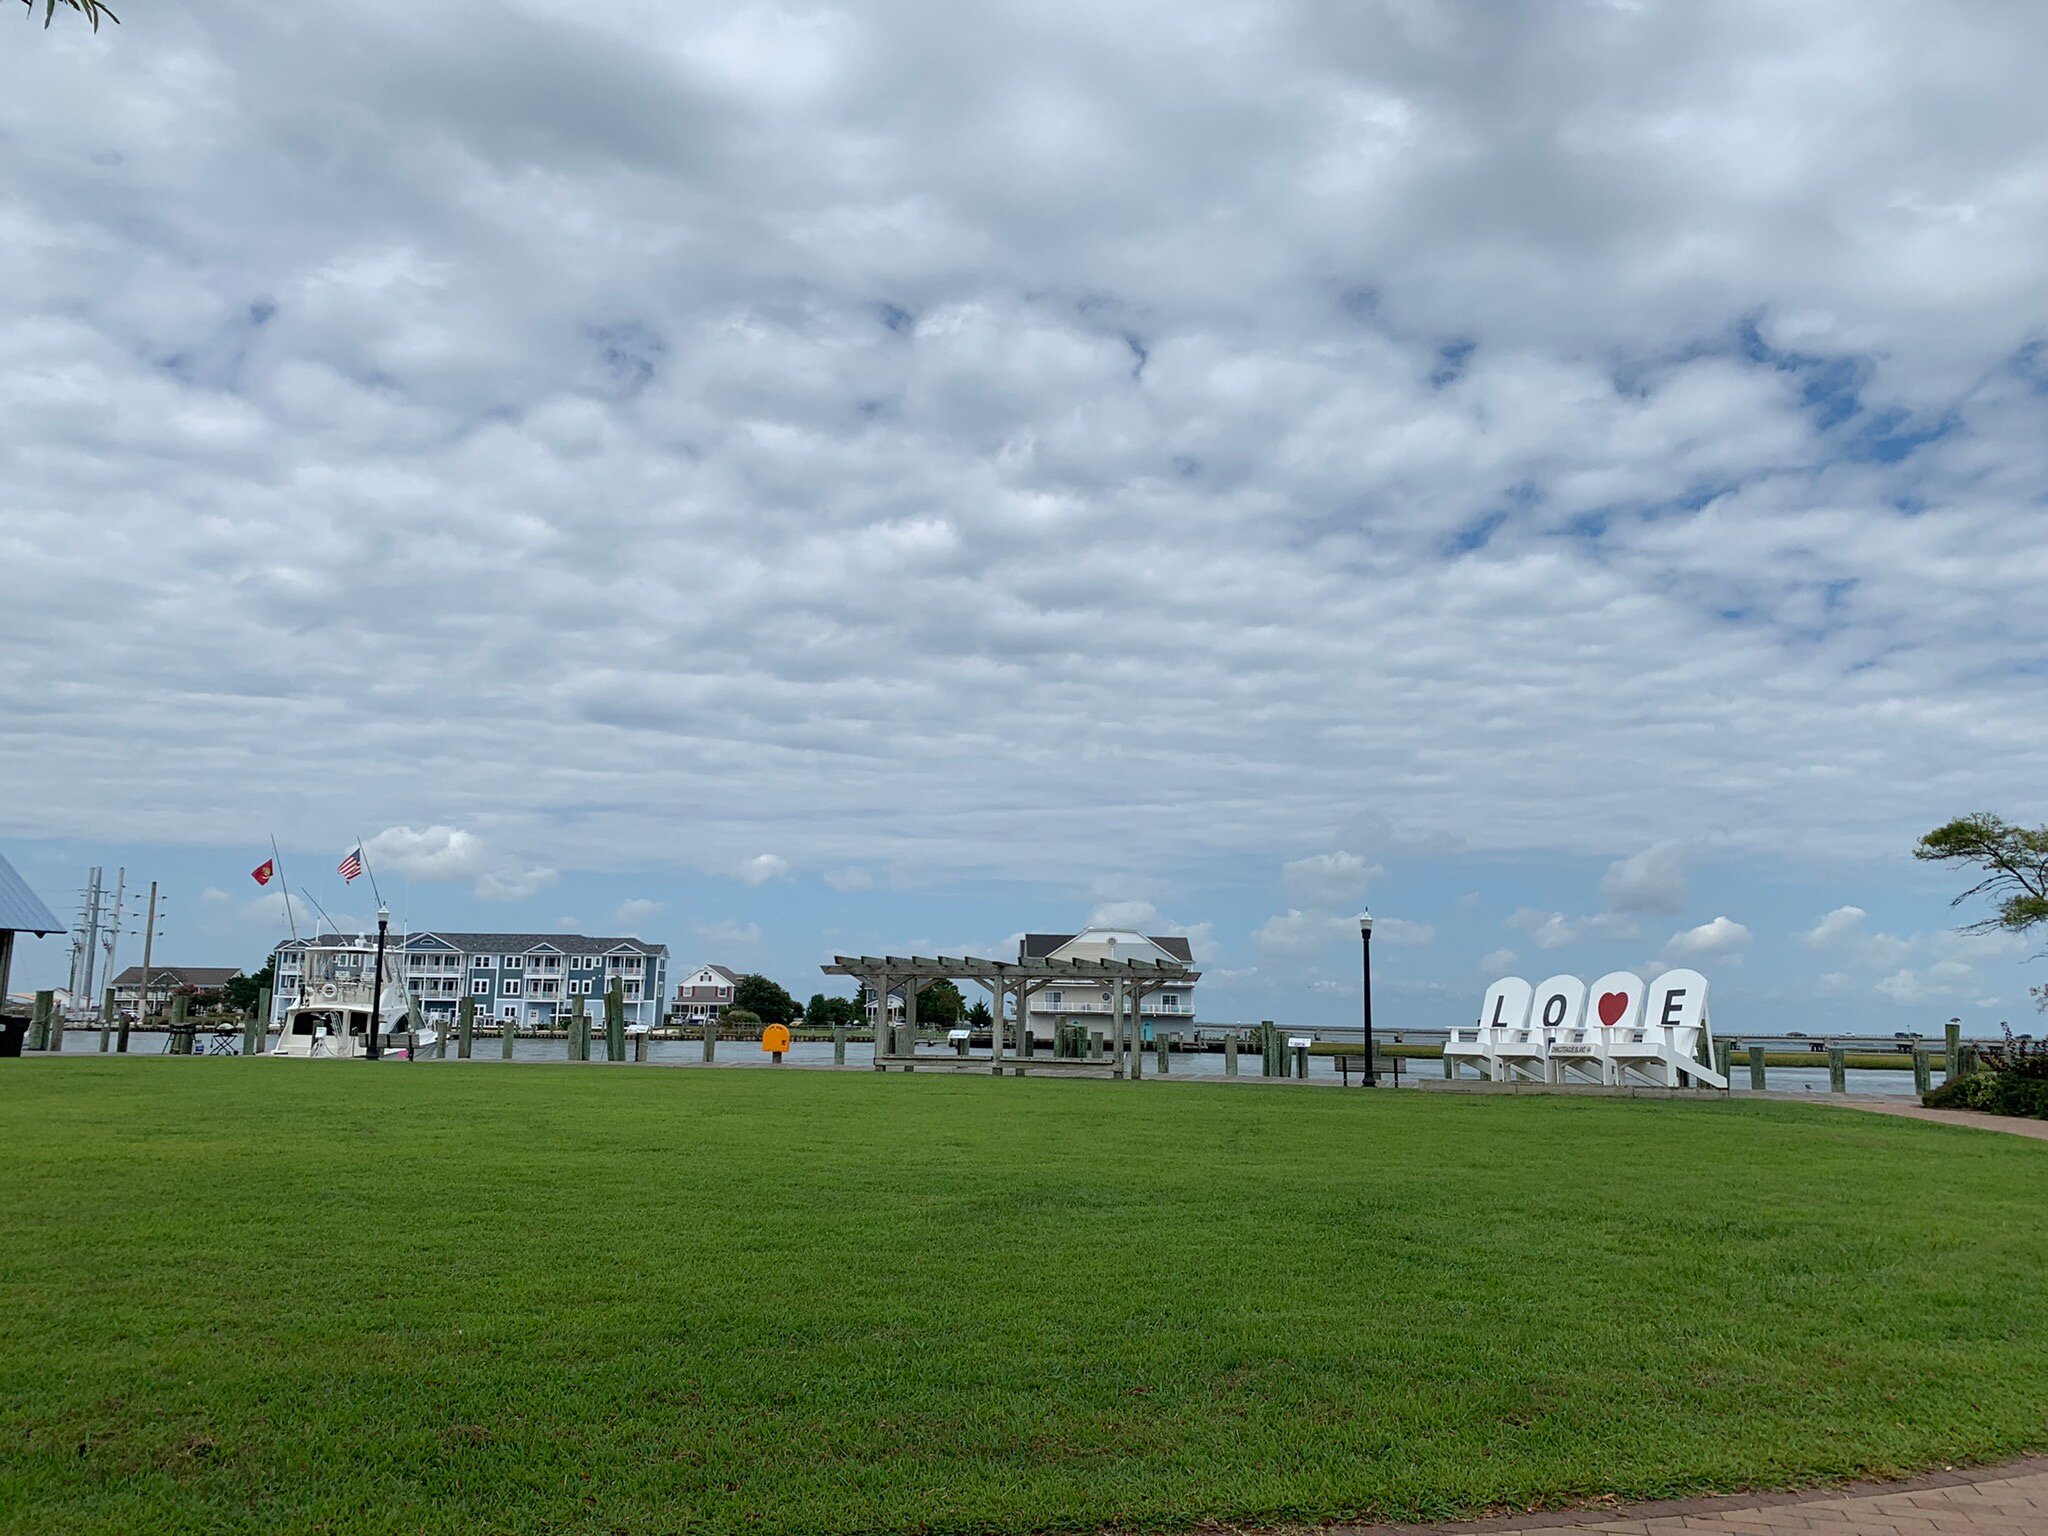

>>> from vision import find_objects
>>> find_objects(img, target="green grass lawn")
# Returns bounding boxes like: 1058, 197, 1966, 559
3, 1062, 2045, 1536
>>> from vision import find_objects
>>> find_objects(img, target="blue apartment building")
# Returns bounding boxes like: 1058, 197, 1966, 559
272, 930, 669, 1031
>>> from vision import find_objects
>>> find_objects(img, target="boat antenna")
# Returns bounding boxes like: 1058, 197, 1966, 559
296, 885, 344, 940
269, 835, 299, 940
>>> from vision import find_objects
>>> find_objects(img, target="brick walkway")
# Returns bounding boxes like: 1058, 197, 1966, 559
1793, 1095, 2048, 1142
1333, 1458, 2048, 1535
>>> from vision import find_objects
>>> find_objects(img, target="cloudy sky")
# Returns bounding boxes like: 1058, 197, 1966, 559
4, 0, 2043, 1030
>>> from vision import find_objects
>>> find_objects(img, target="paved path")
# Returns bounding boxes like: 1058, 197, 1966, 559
1764, 1093, 2048, 1142
1335, 1457, 2048, 1536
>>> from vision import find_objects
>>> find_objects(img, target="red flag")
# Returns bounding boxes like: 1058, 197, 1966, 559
251, 859, 275, 887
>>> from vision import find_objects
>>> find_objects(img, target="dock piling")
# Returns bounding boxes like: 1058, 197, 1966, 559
605, 984, 625, 1062
1912, 1048, 1932, 1095
1748, 1042, 1766, 1092
29, 990, 53, 1051
702, 1019, 716, 1064
458, 997, 475, 1059
833, 1024, 846, 1066
99, 986, 114, 1053
1224, 1035, 1238, 1076
1827, 1046, 1847, 1094
500, 1013, 516, 1060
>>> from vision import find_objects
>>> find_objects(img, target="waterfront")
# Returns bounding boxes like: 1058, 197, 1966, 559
53, 1030, 1939, 1096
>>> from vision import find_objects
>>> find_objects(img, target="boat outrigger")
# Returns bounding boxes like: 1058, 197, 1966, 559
272, 932, 414, 1059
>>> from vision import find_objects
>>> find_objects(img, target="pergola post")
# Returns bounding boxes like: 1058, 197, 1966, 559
1128, 982, 1145, 1079
1110, 977, 1126, 1079
991, 977, 1006, 1073
870, 973, 890, 1070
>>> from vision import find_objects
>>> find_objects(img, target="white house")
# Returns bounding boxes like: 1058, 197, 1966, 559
672, 963, 743, 1023
1018, 929, 1196, 1042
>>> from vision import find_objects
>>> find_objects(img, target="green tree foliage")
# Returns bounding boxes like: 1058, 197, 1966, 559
806, 992, 861, 1029
966, 998, 993, 1030
915, 980, 965, 1026
719, 1007, 761, 1028
1917, 814, 2048, 1009
23, 0, 117, 29
732, 974, 802, 1024
221, 961, 274, 1015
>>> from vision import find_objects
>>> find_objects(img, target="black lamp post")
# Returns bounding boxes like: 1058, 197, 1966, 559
1359, 910, 1376, 1087
367, 905, 389, 1060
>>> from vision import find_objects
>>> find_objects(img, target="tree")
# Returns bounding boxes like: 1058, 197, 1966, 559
1916, 813, 2048, 1009
914, 980, 965, 1027
807, 992, 860, 1029
966, 998, 993, 1030
221, 960, 274, 1015
719, 1007, 761, 1029
23, 0, 118, 29
732, 973, 801, 1024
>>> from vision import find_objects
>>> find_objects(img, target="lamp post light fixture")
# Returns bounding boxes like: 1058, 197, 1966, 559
1359, 910, 1377, 1087
368, 905, 390, 1061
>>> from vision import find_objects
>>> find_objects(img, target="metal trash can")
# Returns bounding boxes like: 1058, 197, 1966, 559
0, 1018, 28, 1057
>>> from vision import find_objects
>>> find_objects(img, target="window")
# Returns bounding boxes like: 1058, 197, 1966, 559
502, 955, 523, 970
472, 955, 494, 969
1161, 993, 1178, 1011
1049, 990, 1062, 1006
501, 980, 523, 998
472, 979, 490, 995
502, 1005, 516, 1021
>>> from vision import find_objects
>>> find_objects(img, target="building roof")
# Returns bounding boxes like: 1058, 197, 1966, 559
0, 850, 64, 936
687, 963, 743, 983
112, 965, 243, 988
1021, 931, 1195, 964
281, 931, 667, 958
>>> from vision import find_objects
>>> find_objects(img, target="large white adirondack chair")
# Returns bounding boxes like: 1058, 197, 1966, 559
1497, 974, 1577, 1081
1575, 969, 1646, 1084
1521, 974, 1598, 1084
1604, 968, 1726, 1088
1448, 976, 1531, 1079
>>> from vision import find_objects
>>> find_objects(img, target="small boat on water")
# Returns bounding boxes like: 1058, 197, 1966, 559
272, 934, 410, 1059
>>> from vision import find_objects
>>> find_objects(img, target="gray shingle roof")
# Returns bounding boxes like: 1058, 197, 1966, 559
0, 850, 64, 936
283, 930, 666, 957
1021, 932, 1195, 963
112, 965, 243, 988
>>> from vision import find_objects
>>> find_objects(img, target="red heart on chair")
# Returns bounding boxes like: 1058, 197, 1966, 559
1596, 991, 1629, 1026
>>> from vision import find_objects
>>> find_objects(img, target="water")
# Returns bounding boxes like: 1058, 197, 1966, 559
50, 1030, 1935, 1095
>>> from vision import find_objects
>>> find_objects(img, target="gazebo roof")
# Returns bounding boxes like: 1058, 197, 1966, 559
0, 850, 64, 937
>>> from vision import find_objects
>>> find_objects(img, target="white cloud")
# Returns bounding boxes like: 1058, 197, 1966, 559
1874, 960, 1974, 1006
1479, 947, 1517, 974
1088, 900, 1160, 929
1506, 908, 1580, 951
823, 868, 874, 892
1372, 916, 1435, 947
694, 919, 763, 949
1664, 916, 1753, 959
734, 855, 790, 887
365, 824, 556, 902
4, 0, 2047, 1007
1600, 842, 1688, 915
1251, 909, 1343, 956
1805, 905, 1868, 946
613, 898, 666, 927
1282, 852, 1383, 904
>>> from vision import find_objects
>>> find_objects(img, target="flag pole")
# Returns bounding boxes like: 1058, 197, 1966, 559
270, 835, 299, 940
355, 833, 385, 909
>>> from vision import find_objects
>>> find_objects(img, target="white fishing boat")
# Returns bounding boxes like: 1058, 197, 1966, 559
272, 932, 409, 1059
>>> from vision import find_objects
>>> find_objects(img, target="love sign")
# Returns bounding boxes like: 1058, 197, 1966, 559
1450, 968, 1724, 1090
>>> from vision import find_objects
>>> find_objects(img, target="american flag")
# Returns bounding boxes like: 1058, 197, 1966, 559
338, 847, 364, 883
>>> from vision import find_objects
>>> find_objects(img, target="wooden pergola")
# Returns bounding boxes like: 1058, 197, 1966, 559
821, 952, 1199, 1078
